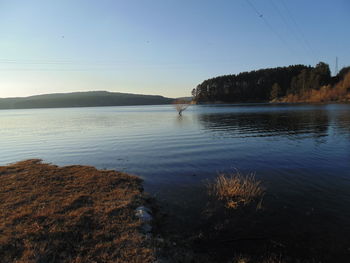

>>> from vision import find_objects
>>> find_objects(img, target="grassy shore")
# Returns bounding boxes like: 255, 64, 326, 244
1, 161, 329, 262
0, 160, 154, 263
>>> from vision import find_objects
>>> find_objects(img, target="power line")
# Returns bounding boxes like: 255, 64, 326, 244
279, 0, 319, 61
0, 58, 128, 65
268, 0, 314, 62
245, 0, 297, 57
0, 57, 248, 71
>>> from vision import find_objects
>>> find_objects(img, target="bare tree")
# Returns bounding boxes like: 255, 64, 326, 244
173, 99, 190, 116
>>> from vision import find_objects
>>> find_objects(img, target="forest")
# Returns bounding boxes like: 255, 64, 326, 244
192, 62, 350, 103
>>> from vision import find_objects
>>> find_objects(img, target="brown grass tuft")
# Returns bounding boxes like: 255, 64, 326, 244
0, 160, 154, 263
208, 172, 264, 209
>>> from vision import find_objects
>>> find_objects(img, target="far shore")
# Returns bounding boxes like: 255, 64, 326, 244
193, 100, 350, 105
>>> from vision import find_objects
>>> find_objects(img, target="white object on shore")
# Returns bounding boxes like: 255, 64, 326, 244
135, 206, 152, 222
135, 206, 153, 233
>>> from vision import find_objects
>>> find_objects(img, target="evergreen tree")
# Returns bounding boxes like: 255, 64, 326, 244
270, 83, 282, 100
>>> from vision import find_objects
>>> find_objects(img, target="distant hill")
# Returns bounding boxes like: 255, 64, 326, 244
0, 91, 173, 109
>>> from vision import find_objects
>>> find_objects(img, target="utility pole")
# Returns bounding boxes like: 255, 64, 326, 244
335, 56, 339, 76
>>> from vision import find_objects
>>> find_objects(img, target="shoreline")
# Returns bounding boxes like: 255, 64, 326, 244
193, 100, 350, 105
1, 159, 348, 262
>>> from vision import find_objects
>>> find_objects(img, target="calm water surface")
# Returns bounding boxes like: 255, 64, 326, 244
1, 103, 350, 261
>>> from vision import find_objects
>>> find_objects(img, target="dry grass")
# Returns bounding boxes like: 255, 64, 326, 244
0, 160, 154, 263
208, 172, 264, 209
279, 72, 350, 103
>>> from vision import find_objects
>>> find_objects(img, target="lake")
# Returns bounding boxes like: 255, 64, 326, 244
1, 103, 350, 261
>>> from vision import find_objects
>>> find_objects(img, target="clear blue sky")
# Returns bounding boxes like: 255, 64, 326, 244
0, 0, 349, 98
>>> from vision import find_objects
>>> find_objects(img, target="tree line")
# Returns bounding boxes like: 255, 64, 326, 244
192, 62, 350, 103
